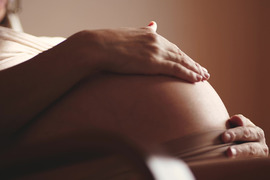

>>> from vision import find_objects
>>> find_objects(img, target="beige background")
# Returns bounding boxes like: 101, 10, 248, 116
19, 0, 270, 140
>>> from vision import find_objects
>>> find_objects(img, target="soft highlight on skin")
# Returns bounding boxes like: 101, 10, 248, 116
0, 0, 7, 22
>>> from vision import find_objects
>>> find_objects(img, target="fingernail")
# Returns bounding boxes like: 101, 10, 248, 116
196, 75, 203, 81
229, 147, 237, 158
202, 67, 208, 73
223, 132, 232, 142
148, 21, 154, 26
204, 72, 210, 79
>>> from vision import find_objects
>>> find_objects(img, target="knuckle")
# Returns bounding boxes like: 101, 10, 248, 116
150, 44, 160, 54
178, 49, 183, 56
172, 63, 182, 73
176, 53, 183, 62
145, 32, 158, 43
173, 44, 181, 54
144, 44, 160, 59
179, 57, 189, 66
248, 144, 257, 156
195, 63, 202, 73
263, 145, 269, 156
166, 51, 174, 60
172, 63, 191, 79
229, 131, 236, 141
171, 52, 181, 61
224, 130, 235, 141
243, 127, 251, 139
257, 127, 265, 139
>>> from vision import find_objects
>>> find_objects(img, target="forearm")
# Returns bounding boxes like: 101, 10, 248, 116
0, 31, 98, 137
0, 24, 210, 138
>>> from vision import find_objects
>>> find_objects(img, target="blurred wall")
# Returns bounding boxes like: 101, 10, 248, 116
20, 0, 270, 140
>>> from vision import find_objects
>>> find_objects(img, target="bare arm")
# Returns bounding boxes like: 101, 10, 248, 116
0, 22, 209, 138
0, 35, 91, 137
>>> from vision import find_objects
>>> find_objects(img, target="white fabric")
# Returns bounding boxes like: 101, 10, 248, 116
147, 155, 195, 180
0, 26, 65, 70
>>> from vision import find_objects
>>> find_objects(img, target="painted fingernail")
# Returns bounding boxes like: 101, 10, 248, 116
223, 132, 232, 142
148, 21, 154, 26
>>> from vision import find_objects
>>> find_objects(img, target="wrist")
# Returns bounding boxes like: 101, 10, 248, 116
69, 30, 107, 76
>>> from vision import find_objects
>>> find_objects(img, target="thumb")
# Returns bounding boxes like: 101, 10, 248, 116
228, 114, 255, 128
147, 21, 157, 32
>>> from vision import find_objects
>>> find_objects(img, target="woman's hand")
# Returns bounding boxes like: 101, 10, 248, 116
222, 114, 269, 158
74, 21, 209, 82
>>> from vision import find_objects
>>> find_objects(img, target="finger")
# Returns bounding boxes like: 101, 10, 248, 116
155, 60, 203, 82
147, 21, 157, 32
165, 51, 210, 80
184, 53, 210, 81
226, 143, 269, 158
170, 47, 210, 80
222, 126, 265, 143
165, 51, 201, 73
195, 62, 209, 81
227, 114, 255, 128
158, 34, 210, 80
178, 49, 210, 80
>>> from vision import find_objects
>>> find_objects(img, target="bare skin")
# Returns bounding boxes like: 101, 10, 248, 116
0, 0, 7, 22
12, 73, 268, 161
6, 73, 268, 180
0, 23, 209, 139
13, 75, 228, 146
0, 14, 267, 158
0, 2, 268, 178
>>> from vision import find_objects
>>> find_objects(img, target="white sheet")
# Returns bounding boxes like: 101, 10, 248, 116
0, 26, 65, 70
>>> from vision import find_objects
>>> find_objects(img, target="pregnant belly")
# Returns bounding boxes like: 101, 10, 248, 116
16, 74, 229, 147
